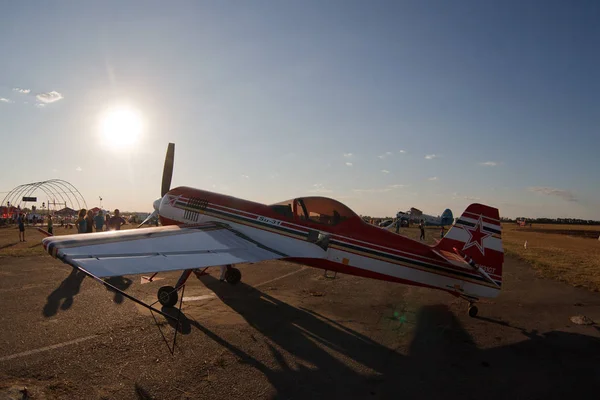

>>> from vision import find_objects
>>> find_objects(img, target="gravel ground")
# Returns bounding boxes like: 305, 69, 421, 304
1, 253, 600, 400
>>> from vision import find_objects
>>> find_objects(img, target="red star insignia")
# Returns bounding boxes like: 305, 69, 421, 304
462, 217, 491, 255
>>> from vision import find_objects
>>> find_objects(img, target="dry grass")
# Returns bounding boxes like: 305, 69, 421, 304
522, 223, 600, 231
502, 223, 600, 292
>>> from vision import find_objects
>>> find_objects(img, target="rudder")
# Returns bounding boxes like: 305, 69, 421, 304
435, 203, 504, 283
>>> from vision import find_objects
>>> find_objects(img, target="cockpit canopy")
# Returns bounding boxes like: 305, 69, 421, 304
270, 196, 358, 226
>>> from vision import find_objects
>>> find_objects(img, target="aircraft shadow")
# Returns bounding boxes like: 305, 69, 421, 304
42, 268, 86, 317
189, 274, 600, 399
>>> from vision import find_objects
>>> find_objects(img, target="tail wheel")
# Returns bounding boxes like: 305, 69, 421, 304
225, 268, 242, 285
157, 285, 178, 307
468, 305, 478, 318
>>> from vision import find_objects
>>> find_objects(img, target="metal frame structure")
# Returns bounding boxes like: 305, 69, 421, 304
1, 179, 87, 213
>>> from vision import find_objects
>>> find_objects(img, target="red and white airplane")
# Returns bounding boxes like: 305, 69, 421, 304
42, 143, 503, 320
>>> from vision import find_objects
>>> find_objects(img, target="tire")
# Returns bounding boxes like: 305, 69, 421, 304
157, 285, 178, 307
225, 268, 242, 285
468, 305, 478, 318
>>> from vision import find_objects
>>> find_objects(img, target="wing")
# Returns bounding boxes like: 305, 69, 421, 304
42, 223, 311, 278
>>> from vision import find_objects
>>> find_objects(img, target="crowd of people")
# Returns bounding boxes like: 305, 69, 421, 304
73, 209, 127, 233
14, 208, 129, 241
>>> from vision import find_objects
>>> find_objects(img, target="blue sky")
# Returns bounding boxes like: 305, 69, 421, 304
1, 1, 599, 219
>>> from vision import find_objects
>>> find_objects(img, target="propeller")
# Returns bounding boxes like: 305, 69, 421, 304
137, 143, 175, 228
162, 143, 175, 197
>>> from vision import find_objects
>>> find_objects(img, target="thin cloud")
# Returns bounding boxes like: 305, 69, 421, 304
75, 166, 82, 172
13, 88, 31, 94
345, 162, 353, 166
241, 174, 249, 179
353, 184, 405, 193
428, 176, 438, 181
353, 188, 392, 193
36, 91, 64, 104
381, 169, 390, 174
452, 192, 481, 201
479, 161, 498, 167
528, 186, 577, 202
425, 154, 438, 160
35, 103, 46, 108
399, 150, 406, 154
343, 153, 353, 157
309, 184, 333, 194
0, 98, 13, 103
377, 151, 393, 159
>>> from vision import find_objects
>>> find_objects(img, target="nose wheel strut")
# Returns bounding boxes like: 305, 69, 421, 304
156, 265, 243, 307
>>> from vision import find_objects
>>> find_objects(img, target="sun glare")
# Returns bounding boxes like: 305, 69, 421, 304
101, 107, 143, 145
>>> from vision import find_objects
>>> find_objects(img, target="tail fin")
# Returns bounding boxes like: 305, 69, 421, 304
435, 203, 504, 282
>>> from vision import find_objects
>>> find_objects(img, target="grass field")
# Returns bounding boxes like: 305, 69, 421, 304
502, 223, 600, 292
390, 222, 600, 292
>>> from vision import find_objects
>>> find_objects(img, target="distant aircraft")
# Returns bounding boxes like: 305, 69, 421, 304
421, 209, 455, 226
41, 143, 504, 328
398, 208, 454, 227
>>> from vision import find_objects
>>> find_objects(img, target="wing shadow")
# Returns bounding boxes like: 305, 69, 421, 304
42, 268, 86, 317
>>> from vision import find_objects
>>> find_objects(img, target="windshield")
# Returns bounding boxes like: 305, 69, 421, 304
271, 196, 357, 226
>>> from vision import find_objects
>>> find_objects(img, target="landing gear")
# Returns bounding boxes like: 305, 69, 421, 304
468, 304, 479, 318
157, 285, 178, 307
156, 266, 241, 307
225, 267, 242, 285
459, 294, 480, 318
157, 269, 194, 307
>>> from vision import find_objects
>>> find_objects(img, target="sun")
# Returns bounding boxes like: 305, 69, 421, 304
101, 107, 143, 145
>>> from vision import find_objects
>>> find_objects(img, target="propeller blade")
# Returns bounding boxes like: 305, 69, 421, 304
161, 143, 175, 197
137, 210, 158, 228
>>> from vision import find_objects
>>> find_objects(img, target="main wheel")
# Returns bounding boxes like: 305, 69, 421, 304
468, 305, 478, 318
157, 285, 178, 307
225, 268, 242, 285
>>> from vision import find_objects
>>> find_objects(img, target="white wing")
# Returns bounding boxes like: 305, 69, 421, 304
42, 223, 312, 278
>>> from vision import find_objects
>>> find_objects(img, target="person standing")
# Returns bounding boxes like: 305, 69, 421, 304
17, 213, 25, 242
419, 220, 425, 241
85, 210, 95, 233
94, 210, 105, 232
108, 209, 127, 231
75, 209, 87, 233
47, 214, 53, 235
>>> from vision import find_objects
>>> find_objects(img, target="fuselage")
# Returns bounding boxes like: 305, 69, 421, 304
157, 187, 500, 299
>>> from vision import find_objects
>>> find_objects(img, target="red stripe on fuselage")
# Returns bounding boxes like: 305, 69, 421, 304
285, 257, 456, 294
161, 187, 503, 285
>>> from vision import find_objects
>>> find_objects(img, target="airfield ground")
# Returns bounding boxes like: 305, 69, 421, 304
1, 225, 599, 399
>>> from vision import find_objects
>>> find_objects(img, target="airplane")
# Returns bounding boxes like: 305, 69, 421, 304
41, 143, 504, 329
398, 208, 454, 227
421, 208, 454, 226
